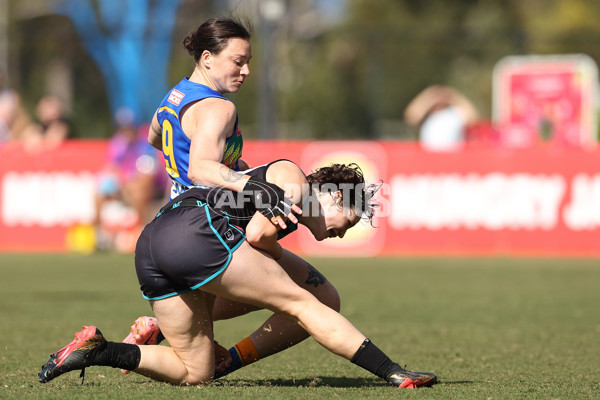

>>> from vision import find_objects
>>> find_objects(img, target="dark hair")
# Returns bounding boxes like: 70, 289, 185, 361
183, 16, 252, 63
307, 163, 381, 224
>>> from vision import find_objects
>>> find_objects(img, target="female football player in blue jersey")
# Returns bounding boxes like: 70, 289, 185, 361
147, 16, 251, 200
125, 16, 348, 379
38, 160, 437, 388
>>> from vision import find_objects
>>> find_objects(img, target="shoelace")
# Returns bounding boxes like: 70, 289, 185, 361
63, 329, 93, 384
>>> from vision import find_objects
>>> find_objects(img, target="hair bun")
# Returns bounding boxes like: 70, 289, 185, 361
183, 35, 195, 55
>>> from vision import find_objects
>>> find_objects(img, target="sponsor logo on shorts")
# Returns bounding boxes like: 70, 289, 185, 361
168, 89, 185, 106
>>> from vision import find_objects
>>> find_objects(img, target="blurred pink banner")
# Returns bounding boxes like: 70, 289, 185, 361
493, 54, 598, 149
2, 140, 600, 256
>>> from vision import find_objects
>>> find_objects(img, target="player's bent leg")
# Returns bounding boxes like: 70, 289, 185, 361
213, 296, 260, 320
39, 291, 216, 385
213, 249, 339, 320
213, 249, 341, 377
247, 250, 340, 353
134, 290, 216, 385
123, 249, 339, 372
203, 242, 366, 360
203, 243, 438, 388
279, 249, 340, 311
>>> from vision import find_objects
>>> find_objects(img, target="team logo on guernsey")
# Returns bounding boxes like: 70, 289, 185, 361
168, 89, 185, 106
222, 127, 243, 169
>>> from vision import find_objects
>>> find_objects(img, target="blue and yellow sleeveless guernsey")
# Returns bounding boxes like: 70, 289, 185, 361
156, 78, 244, 199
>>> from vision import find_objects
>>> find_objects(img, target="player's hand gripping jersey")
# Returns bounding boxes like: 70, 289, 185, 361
156, 78, 244, 198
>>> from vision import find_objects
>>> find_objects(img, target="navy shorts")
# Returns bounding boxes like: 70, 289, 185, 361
135, 202, 246, 300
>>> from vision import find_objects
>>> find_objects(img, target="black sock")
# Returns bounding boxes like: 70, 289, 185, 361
92, 342, 141, 371
350, 338, 401, 380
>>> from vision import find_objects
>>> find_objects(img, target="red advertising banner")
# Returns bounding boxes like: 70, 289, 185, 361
243, 141, 600, 257
377, 143, 600, 256
0, 140, 108, 252
2, 140, 600, 256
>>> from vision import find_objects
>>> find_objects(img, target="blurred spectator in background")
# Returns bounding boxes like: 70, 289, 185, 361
23, 95, 71, 151
95, 107, 167, 252
404, 85, 480, 152
0, 70, 32, 144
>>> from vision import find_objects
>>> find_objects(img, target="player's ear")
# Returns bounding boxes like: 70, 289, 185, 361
201, 50, 212, 67
332, 190, 343, 207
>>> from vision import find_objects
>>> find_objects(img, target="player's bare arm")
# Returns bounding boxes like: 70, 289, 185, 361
184, 98, 247, 191
219, 166, 245, 183
245, 213, 283, 260
147, 110, 162, 150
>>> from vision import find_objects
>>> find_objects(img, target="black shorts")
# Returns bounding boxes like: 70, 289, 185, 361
135, 202, 246, 300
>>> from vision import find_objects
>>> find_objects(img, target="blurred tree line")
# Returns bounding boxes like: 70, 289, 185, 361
2, 0, 600, 140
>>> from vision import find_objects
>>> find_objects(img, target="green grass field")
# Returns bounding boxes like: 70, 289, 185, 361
1, 253, 599, 399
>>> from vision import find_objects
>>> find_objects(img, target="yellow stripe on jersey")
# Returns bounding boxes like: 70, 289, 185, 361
158, 106, 179, 119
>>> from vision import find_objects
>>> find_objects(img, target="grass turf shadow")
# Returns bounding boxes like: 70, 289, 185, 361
214, 377, 477, 388
214, 376, 441, 388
